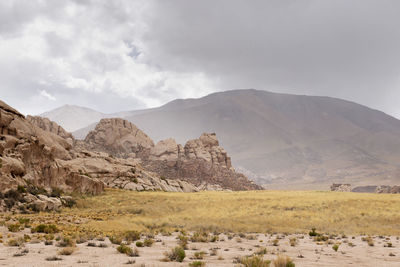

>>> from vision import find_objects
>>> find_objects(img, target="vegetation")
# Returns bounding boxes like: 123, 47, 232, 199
164, 246, 186, 262
1, 189, 400, 239
273, 255, 295, 267
240, 255, 271, 267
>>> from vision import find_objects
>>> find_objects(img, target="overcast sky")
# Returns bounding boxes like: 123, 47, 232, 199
1, 0, 400, 118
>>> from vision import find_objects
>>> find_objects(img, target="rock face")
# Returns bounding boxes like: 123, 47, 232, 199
63, 150, 199, 193
82, 119, 260, 190
330, 183, 351, 192
84, 118, 154, 158
145, 133, 261, 191
27, 115, 74, 146
0, 100, 103, 212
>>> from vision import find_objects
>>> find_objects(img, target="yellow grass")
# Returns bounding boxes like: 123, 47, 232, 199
6, 189, 400, 236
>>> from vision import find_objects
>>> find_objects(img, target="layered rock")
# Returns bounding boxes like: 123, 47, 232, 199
84, 118, 154, 158
145, 133, 261, 191
0, 100, 103, 212
83, 118, 260, 190
330, 183, 351, 192
63, 150, 199, 193
27, 115, 74, 144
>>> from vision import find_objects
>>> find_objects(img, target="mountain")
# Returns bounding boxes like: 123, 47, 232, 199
42, 89, 400, 189
40, 105, 106, 132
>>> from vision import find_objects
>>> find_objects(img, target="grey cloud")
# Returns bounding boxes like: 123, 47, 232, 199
1, 0, 400, 118
142, 0, 400, 117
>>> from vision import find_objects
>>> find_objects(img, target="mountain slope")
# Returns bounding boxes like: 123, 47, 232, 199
42, 89, 400, 189
40, 105, 106, 132
123, 89, 400, 188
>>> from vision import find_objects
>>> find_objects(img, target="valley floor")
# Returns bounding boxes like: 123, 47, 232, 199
0, 189, 399, 266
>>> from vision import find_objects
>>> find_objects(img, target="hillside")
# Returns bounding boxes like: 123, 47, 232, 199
41, 89, 400, 189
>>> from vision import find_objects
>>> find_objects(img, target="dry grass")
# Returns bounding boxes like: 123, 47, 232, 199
4, 189, 400, 237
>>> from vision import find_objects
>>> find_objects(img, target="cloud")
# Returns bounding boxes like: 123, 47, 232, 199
39, 89, 56, 101
0, 0, 400, 118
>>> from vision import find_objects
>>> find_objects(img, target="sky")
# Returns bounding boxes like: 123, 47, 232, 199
1, 0, 400, 118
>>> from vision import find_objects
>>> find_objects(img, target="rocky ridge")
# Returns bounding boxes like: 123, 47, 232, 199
84, 118, 261, 191
0, 100, 103, 212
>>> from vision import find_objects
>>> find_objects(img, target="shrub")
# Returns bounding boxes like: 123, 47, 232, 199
45, 240, 53, 245
255, 247, 267, 255
17, 185, 27, 193
332, 244, 339, 252
191, 232, 209, 242
273, 255, 295, 267
289, 238, 297, 247
18, 218, 30, 225
117, 244, 139, 257
46, 256, 62, 261
194, 251, 206, 259
109, 235, 122, 245
135, 241, 143, 247
309, 228, 319, 237
272, 239, 279, 246
7, 237, 25, 247
58, 247, 75, 255
240, 255, 271, 267
144, 238, 154, 247
178, 234, 189, 249
189, 261, 206, 267
124, 231, 141, 242
50, 188, 63, 198
164, 246, 186, 262
32, 224, 59, 234
8, 223, 21, 232
57, 237, 75, 247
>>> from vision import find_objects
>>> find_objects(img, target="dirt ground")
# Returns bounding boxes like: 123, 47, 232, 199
0, 227, 399, 267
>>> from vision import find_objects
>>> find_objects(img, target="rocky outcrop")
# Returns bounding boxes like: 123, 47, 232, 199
0, 100, 103, 212
145, 133, 261, 191
27, 115, 74, 144
63, 150, 199, 193
84, 118, 154, 158
375, 185, 400, 194
330, 183, 351, 192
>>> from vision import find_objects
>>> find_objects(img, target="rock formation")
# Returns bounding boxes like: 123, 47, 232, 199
330, 183, 351, 192
0, 100, 103, 212
81, 118, 260, 190
145, 133, 261, 191
84, 118, 154, 158
0, 100, 261, 212
27, 115, 74, 144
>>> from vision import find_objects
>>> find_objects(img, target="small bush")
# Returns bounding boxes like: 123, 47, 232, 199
309, 228, 319, 237
7, 237, 25, 247
240, 255, 271, 267
144, 238, 154, 247
191, 232, 209, 242
194, 251, 206, 259
289, 238, 297, 247
135, 241, 143, 247
165, 246, 186, 262
32, 224, 59, 234
8, 223, 22, 232
332, 244, 339, 252
189, 261, 206, 267
46, 256, 62, 261
117, 244, 139, 257
58, 247, 75, 255
45, 240, 53, 245
17, 185, 27, 193
57, 237, 75, 247
272, 239, 279, 246
124, 231, 141, 242
109, 235, 122, 245
273, 255, 295, 267
178, 234, 189, 249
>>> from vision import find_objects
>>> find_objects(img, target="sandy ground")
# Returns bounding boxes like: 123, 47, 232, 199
0, 228, 399, 267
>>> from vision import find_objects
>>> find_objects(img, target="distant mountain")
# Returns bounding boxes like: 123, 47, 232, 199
41, 89, 400, 189
40, 105, 106, 132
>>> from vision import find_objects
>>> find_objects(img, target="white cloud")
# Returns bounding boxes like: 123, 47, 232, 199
39, 89, 56, 101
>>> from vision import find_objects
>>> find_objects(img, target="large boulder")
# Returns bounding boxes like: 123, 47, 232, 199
84, 118, 154, 158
